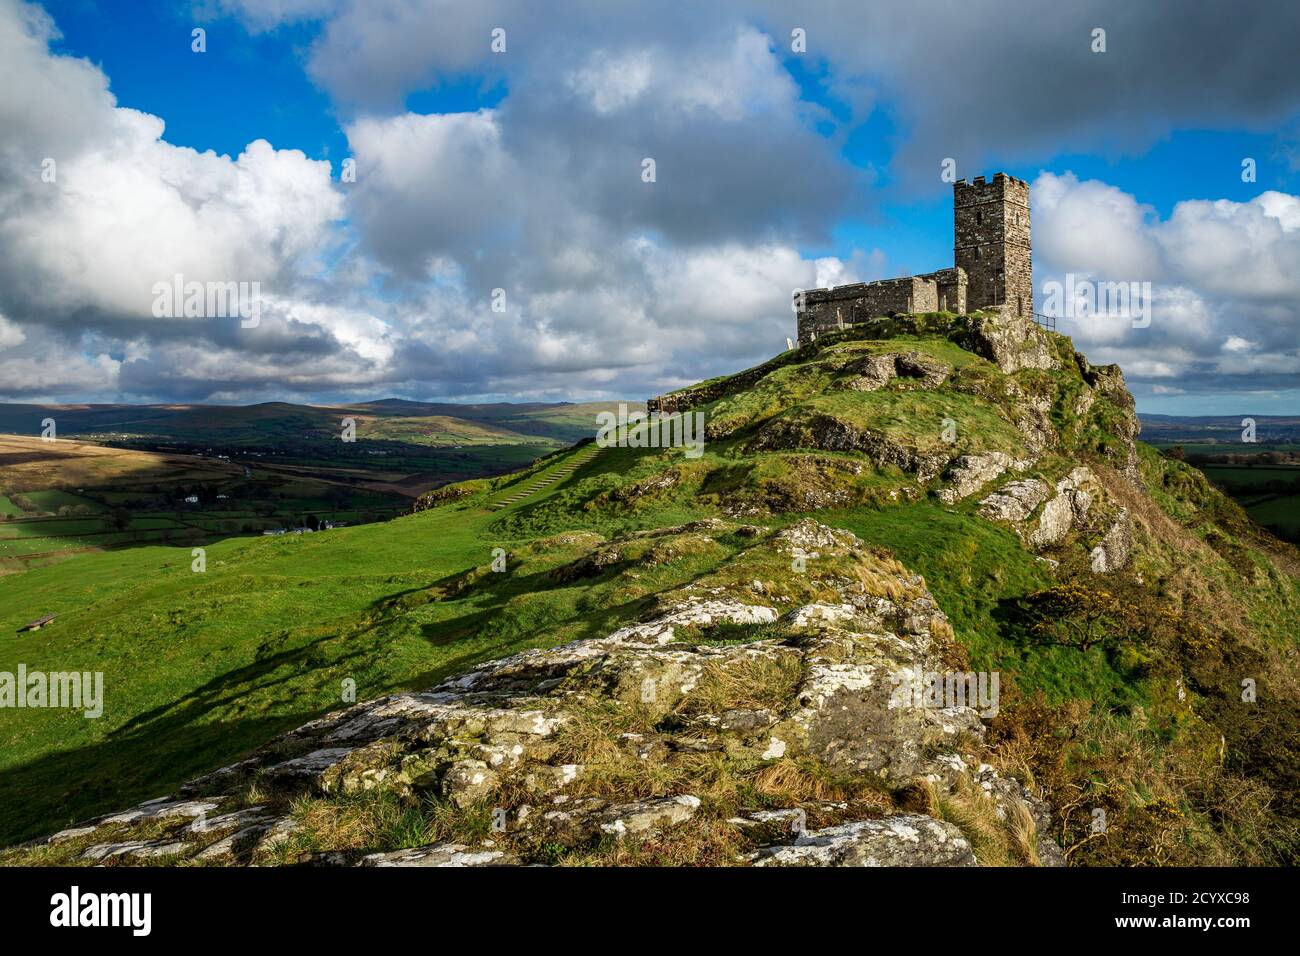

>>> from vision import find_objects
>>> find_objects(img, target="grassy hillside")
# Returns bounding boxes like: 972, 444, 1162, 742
2, 318, 1297, 863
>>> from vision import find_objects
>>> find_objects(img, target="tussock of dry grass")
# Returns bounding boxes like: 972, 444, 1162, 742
920, 776, 1040, 867
674, 654, 804, 718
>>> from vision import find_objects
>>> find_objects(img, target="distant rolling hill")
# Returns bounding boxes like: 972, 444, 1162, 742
0, 399, 643, 570
0, 399, 637, 447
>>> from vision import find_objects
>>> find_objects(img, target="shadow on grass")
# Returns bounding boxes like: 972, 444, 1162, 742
0, 514, 739, 848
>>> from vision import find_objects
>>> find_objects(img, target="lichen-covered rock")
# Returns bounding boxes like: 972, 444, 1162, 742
597, 795, 701, 839
978, 479, 1050, 522
1090, 509, 1133, 572
82, 839, 190, 862
841, 353, 899, 391
893, 352, 951, 388
1027, 468, 1096, 549
409, 483, 476, 513
750, 815, 976, 867
750, 417, 950, 485
1028, 493, 1075, 548
94, 797, 223, 827
957, 311, 1058, 374
193, 815, 291, 861
937, 452, 1016, 502
440, 760, 500, 808
1077, 357, 1144, 485
362, 844, 519, 867
840, 351, 951, 392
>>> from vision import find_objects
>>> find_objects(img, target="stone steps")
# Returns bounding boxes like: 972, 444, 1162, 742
487, 446, 601, 511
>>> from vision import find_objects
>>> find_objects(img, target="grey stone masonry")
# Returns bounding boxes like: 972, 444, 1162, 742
954, 172, 1031, 318
796, 173, 1030, 345
796, 276, 938, 345
920, 267, 968, 316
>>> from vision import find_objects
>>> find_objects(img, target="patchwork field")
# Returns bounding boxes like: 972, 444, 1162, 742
0, 435, 406, 572
1193, 462, 1300, 542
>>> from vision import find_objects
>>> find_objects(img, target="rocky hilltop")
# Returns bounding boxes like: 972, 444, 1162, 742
8, 309, 1298, 866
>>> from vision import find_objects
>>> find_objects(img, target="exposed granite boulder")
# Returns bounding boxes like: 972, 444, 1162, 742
597, 795, 701, 839
81, 839, 190, 862
1027, 468, 1096, 549
751, 416, 950, 484
894, 352, 951, 388
1090, 509, 1133, 572
440, 760, 501, 808
936, 452, 1031, 503
362, 844, 519, 867
978, 479, 1050, 522
1014, 394, 1059, 457
956, 310, 1058, 374
750, 815, 976, 867
841, 353, 899, 391
840, 351, 951, 392
1029, 494, 1076, 548
605, 468, 682, 505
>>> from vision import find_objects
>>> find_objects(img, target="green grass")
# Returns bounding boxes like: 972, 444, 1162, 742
823, 502, 1137, 705
0, 442, 643, 844
1245, 494, 1300, 537
0, 496, 24, 518
0, 518, 104, 539
1199, 464, 1300, 488
800, 389, 1025, 455
1146, 441, 1300, 455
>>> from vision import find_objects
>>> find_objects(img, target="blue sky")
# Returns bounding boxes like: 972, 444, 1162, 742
2, 0, 1299, 414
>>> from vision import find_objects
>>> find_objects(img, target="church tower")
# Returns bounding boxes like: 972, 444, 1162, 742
953, 173, 1032, 318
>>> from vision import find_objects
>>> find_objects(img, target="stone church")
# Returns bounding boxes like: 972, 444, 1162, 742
797, 173, 1033, 345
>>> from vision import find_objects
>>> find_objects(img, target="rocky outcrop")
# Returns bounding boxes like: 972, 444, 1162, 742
1012, 393, 1059, 458
14, 520, 1060, 868
410, 483, 476, 513
840, 351, 950, 392
605, 468, 682, 504
1076, 356, 1144, 485
362, 844, 518, 867
1028, 469, 1095, 549
1090, 509, 1133, 573
956, 310, 1059, 374
751, 416, 950, 484
749, 814, 976, 867
975, 468, 1132, 575
936, 452, 1034, 503
978, 478, 1050, 522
